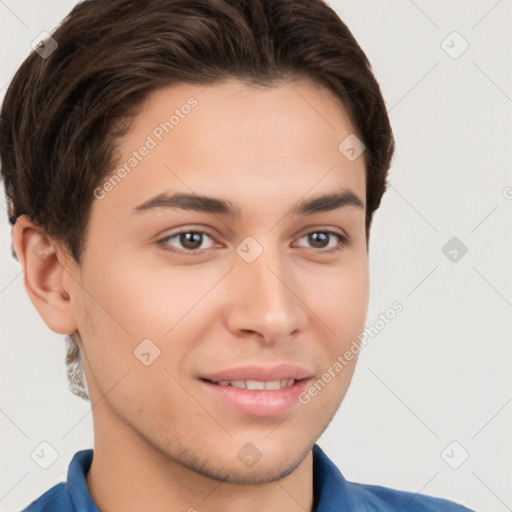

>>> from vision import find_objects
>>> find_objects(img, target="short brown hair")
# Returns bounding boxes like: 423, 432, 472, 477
0, 0, 394, 400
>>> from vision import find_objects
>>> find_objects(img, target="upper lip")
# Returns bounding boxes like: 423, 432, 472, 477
199, 364, 314, 382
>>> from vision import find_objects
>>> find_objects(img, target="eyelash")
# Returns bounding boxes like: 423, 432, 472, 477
156, 228, 350, 256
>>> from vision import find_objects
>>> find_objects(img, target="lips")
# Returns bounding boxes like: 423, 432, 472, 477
199, 376, 312, 416
197, 364, 314, 416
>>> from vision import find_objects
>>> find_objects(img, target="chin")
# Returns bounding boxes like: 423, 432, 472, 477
224, 457, 304, 485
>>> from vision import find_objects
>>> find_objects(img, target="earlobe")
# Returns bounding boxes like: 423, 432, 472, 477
11, 215, 78, 335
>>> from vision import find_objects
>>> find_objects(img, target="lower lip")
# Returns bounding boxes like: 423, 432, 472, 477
199, 378, 311, 417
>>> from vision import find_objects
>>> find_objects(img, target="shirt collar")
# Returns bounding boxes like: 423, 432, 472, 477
65, 449, 99, 511
312, 443, 361, 511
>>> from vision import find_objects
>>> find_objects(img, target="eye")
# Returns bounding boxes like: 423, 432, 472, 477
158, 229, 216, 255
295, 230, 349, 253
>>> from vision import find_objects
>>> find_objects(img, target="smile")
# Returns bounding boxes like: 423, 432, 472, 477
208, 378, 296, 390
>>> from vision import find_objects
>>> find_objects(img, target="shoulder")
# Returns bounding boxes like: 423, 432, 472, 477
21, 483, 71, 511
348, 481, 475, 511
21, 449, 95, 511
312, 444, 476, 512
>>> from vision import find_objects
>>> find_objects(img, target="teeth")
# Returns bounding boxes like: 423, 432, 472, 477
230, 380, 247, 389
214, 379, 296, 390
247, 380, 265, 390
264, 380, 281, 390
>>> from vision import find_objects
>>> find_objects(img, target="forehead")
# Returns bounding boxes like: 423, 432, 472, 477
93, 79, 366, 222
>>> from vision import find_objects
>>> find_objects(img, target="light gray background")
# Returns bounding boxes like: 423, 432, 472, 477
1, 1, 511, 511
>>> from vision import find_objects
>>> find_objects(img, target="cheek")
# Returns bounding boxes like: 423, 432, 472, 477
75, 281, 187, 418
299, 261, 367, 411
73, 253, 208, 388
79, 251, 196, 340
310, 257, 369, 345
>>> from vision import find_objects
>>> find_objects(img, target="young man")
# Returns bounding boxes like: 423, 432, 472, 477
1, 0, 476, 510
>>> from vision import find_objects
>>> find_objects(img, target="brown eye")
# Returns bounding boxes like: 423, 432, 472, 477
296, 230, 349, 252
159, 230, 216, 255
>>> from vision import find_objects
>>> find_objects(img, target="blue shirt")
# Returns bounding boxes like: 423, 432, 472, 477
22, 444, 475, 511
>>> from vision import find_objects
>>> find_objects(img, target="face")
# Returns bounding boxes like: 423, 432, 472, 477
64, 78, 369, 484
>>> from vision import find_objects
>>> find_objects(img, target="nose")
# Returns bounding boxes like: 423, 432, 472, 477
224, 243, 308, 345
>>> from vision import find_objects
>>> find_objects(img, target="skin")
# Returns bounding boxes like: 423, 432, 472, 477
13, 79, 369, 512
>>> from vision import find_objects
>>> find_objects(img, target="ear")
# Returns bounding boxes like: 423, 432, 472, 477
11, 215, 78, 335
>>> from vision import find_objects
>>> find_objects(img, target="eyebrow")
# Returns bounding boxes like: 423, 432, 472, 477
132, 189, 364, 218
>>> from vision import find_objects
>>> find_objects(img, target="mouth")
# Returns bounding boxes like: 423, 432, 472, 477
198, 375, 313, 417
197, 364, 314, 416
198, 363, 313, 384
200, 377, 299, 390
